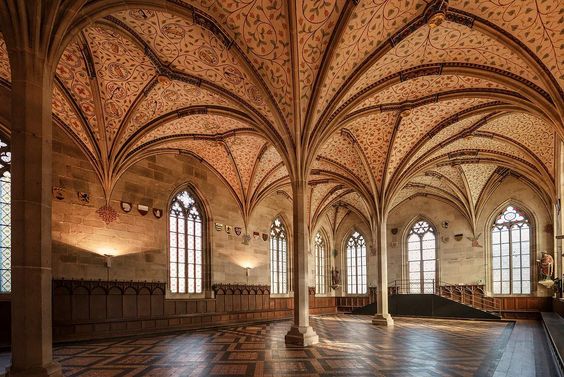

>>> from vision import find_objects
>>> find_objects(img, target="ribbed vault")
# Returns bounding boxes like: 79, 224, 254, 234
0, 0, 561, 232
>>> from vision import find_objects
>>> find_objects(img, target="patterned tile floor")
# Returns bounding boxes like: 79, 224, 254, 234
0, 315, 558, 376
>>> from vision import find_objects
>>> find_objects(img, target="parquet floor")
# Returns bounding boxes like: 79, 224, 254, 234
3, 315, 559, 377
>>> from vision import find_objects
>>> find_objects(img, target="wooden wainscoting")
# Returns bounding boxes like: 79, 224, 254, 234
52, 280, 336, 342
335, 296, 370, 312
553, 298, 564, 318
498, 296, 553, 319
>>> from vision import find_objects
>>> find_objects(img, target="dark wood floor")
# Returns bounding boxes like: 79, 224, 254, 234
0, 315, 559, 376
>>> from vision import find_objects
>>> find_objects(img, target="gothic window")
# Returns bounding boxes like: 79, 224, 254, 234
315, 232, 327, 295
270, 217, 288, 294
407, 220, 436, 294
0, 138, 9, 293
492, 206, 531, 295
346, 231, 367, 294
169, 189, 205, 294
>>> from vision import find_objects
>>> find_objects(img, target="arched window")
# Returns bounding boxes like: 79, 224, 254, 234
169, 189, 205, 294
492, 205, 531, 295
346, 231, 366, 294
315, 232, 327, 295
270, 217, 288, 294
0, 137, 9, 293
407, 220, 436, 294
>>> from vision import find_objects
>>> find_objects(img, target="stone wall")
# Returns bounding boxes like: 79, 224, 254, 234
51, 127, 292, 288
387, 175, 554, 297
52, 126, 555, 300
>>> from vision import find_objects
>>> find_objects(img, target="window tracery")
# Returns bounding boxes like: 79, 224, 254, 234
346, 231, 366, 295
169, 189, 204, 294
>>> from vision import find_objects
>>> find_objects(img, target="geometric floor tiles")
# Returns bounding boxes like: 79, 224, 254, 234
41, 315, 558, 376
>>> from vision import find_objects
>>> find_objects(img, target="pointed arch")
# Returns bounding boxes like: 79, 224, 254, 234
403, 216, 438, 294
343, 228, 367, 295
167, 182, 211, 296
313, 228, 329, 295
484, 200, 537, 296
270, 216, 289, 295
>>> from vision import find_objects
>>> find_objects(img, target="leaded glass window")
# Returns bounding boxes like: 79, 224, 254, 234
346, 231, 366, 294
407, 220, 436, 294
315, 232, 327, 295
270, 218, 288, 294
0, 138, 9, 293
492, 206, 531, 295
169, 189, 204, 294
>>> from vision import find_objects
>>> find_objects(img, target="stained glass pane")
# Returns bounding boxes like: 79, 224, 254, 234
407, 220, 435, 294
491, 206, 531, 295
0, 148, 10, 293
169, 189, 205, 294
346, 232, 367, 294
270, 218, 288, 294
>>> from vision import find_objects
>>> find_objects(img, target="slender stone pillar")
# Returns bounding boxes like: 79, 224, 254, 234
285, 180, 319, 346
7, 47, 62, 376
372, 219, 394, 326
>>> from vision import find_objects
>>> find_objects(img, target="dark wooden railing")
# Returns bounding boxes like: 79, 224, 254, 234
388, 280, 501, 316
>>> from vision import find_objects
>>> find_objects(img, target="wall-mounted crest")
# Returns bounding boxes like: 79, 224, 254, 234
153, 208, 163, 219
391, 228, 398, 235
441, 221, 449, 229
96, 205, 118, 225
234, 227, 242, 236
441, 236, 450, 243
77, 191, 89, 204
215, 223, 223, 231
225, 225, 232, 234
52, 187, 64, 200
262, 233, 268, 241
454, 233, 463, 241
120, 201, 132, 213
137, 204, 149, 216
253, 231, 260, 240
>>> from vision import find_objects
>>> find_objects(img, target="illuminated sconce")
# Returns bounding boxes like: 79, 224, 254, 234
244, 266, 251, 284
104, 254, 113, 268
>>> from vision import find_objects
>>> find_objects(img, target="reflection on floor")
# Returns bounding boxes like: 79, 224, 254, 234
2, 315, 560, 376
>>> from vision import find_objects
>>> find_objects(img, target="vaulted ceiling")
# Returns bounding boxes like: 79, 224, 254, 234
0, 0, 561, 232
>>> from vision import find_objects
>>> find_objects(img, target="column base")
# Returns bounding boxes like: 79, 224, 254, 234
7, 362, 62, 377
285, 325, 319, 347
372, 314, 394, 327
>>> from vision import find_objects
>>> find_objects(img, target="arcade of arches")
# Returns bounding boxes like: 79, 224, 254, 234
0, 0, 562, 376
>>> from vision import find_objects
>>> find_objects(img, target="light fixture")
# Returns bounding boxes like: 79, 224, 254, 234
104, 254, 113, 268
244, 266, 251, 284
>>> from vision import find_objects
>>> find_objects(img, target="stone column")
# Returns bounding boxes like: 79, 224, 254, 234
372, 219, 394, 326
7, 46, 62, 376
285, 180, 319, 346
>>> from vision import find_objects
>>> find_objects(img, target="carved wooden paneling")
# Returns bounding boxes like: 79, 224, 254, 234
51, 279, 336, 342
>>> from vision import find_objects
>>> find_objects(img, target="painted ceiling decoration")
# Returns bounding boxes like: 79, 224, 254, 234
0, 0, 561, 231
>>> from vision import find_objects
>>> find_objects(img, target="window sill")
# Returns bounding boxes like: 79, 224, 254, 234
270, 292, 293, 298
165, 292, 209, 300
